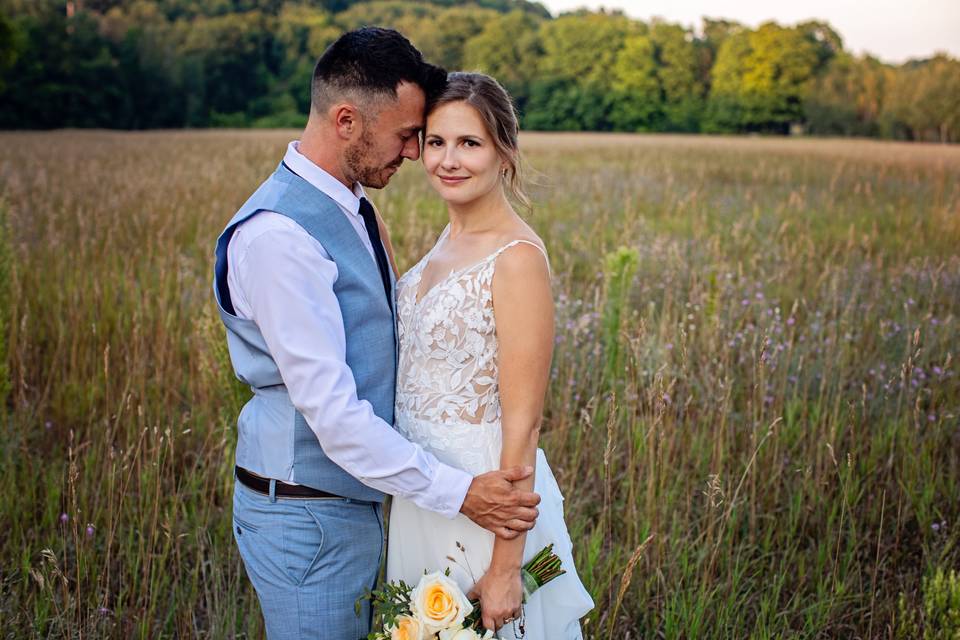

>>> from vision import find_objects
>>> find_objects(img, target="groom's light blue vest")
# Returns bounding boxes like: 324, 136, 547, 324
213, 162, 397, 503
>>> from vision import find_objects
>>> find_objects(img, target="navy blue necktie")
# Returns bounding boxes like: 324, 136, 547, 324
358, 197, 392, 303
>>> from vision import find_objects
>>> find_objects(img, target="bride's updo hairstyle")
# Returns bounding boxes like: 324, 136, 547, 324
427, 72, 531, 212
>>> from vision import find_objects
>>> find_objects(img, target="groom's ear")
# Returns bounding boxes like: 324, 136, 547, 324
332, 103, 360, 140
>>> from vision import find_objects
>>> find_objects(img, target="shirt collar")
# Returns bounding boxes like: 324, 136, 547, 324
284, 141, 367, 217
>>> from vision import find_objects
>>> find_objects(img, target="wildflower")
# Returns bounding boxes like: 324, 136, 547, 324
59, 513, 68, 524
741, 298, 750, 306
932, 522, 941, 532
665, 343, 673, 350
933, 367, 943, 376
86, 525, 95, 538
928, 414, 936, 422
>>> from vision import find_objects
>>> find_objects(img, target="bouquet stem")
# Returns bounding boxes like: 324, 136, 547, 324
463, 544, 566, 629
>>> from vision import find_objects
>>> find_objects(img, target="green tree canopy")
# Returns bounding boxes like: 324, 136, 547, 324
707, 22, 820, 132
0, 1, 957, 140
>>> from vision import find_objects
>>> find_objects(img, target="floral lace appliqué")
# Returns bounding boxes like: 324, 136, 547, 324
393, 226, 549, 473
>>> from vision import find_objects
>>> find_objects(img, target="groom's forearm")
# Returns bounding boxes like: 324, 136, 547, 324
240, 226, 471, 517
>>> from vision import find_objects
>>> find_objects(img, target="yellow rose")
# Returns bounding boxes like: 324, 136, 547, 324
388, 615, 425, 640
410, 571, 473, 632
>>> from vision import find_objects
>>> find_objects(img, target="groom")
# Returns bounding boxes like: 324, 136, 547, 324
212, 27, 540, 639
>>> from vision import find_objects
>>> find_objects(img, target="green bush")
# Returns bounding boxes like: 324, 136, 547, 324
897, 568, 960, 639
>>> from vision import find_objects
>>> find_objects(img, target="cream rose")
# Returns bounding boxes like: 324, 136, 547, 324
410, 572, 473, 632
387, 615, 425, 640
438, 627, 494, 640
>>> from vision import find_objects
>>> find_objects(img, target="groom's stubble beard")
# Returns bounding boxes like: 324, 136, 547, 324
344, 127, 404, 190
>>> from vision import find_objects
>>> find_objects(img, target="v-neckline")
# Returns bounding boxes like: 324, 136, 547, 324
413, 226, 503, 306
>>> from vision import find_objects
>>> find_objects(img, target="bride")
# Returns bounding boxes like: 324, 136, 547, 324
386, 72, 594, 638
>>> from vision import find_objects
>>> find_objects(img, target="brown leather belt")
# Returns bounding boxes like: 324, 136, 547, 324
235, 466, 344, 499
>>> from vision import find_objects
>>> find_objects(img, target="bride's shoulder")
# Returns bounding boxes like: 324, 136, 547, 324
491, 233, 551, 286
497, 219, 549, 263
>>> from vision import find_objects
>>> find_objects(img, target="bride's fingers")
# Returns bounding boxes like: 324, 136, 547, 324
482, 612, 497, 631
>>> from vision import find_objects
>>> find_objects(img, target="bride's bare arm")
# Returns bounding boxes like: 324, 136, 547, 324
467, 241, 553, 631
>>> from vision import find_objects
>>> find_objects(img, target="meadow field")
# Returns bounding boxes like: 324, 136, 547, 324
0, 130, 958, 638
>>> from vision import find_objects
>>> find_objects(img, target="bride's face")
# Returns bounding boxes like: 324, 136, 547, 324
422, 101, 505, 207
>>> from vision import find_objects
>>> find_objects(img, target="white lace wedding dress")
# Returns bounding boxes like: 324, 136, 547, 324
386, 226, 594, 639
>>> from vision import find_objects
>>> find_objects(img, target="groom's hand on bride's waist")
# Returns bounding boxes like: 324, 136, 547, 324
461, 466, 541, 539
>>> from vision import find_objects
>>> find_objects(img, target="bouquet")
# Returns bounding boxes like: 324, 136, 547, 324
362, 544, 566, 640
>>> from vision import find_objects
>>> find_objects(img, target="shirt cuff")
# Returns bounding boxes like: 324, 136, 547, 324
427, 463, 472, 519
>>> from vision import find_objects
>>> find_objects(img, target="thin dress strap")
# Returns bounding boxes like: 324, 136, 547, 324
492, 239, 552, 277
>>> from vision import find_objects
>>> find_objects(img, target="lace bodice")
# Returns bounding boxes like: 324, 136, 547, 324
394, 226, 549, 474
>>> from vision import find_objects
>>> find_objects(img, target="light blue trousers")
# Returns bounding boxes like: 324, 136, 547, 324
232, 478, 384, 639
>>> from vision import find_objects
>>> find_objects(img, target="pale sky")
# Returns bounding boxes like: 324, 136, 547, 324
541, 0, 960, 63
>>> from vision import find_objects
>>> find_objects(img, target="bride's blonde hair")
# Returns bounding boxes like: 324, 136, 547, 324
427, 72, 531, 213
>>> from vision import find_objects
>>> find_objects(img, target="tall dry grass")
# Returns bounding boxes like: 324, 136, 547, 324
0, 130, 958, 638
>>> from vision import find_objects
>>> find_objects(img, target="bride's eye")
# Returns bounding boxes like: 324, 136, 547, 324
426, 139, 443, 147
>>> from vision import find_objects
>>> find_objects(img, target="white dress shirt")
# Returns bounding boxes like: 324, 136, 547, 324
226, 141, 471, 518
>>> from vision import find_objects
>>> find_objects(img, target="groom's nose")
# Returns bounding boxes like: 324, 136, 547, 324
401, 135, 420, 161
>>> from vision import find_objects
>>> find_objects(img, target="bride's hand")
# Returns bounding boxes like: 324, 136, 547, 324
467, 565, 523, 632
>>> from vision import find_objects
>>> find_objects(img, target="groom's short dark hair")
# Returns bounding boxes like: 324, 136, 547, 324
311, 27, 447, 116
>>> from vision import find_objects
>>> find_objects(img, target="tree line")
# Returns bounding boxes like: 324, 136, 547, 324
1, 0, 958, 141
